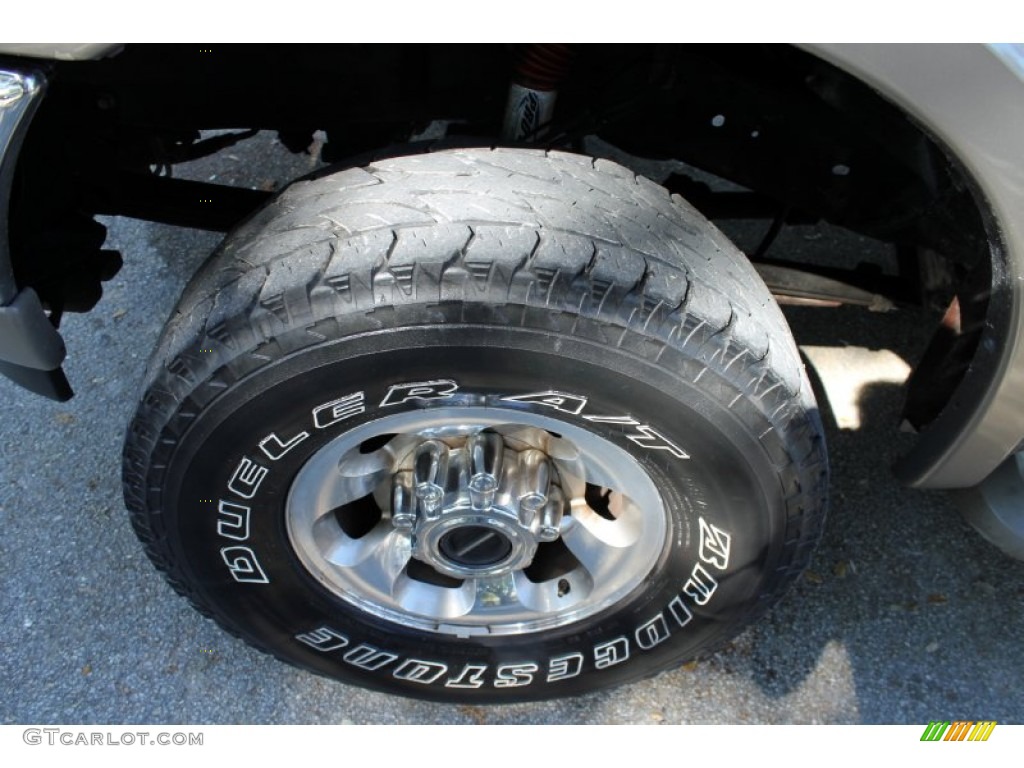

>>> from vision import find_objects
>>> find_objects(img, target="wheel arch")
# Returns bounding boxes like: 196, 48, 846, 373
801, 43, 1024, 488
4, 42, 1024, 489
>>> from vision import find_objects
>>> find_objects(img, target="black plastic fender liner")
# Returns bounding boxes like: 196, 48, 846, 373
0, 287, 65, 369
0, 359, 72, 401
0, 282, 72, 402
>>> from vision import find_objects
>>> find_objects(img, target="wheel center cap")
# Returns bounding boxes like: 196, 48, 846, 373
438, 526, 514, 568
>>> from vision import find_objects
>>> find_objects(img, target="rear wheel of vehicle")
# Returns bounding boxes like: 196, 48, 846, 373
123, 147, 827, 702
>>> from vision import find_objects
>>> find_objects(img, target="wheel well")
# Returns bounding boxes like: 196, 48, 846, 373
7, 43, 997, 436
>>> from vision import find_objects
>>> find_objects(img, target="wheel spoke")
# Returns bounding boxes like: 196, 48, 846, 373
314, 516, 384, 565
548, 443, 628, 502
513, 569, 593, 613
337, 434, 420, 478
301, 469, 384, 521
575, 453, 623, 495
286, 406, 666, 635
313, 518, 411, 594
470, 573, 520, 612
560, 515, 613, 578
560, 504, 648, 586
568, 496, 642, 547
393, 573, 476, 619
318, 435, 421, 514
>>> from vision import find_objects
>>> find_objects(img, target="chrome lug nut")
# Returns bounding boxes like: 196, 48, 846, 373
414, 440, 449, 519
517, 449, 551, 526
390, 471, 416, 530
537, 486, 564, 542
467, 430, 504, 510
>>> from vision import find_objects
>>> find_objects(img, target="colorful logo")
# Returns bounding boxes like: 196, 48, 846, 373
920, 721, 997, 741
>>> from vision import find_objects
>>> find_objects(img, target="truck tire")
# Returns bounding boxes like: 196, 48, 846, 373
122, 147, 827, 702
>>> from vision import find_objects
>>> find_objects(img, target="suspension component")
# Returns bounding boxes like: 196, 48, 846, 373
501, 44, 572, 142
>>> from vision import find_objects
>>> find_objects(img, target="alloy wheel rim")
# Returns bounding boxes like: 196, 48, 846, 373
286, 406, 668, 636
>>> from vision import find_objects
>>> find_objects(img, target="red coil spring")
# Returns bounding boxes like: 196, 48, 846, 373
512, 44, 573, 91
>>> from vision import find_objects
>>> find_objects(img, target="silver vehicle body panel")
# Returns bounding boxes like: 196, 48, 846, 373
0, 43, 120, 61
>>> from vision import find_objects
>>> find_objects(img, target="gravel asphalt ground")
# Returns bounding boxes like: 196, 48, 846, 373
2, 133, 1022, 724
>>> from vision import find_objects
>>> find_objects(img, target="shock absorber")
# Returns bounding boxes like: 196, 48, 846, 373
501, 44, 572, 142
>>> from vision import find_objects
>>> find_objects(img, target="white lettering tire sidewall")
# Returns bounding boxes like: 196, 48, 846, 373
148, 323, 789, 702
